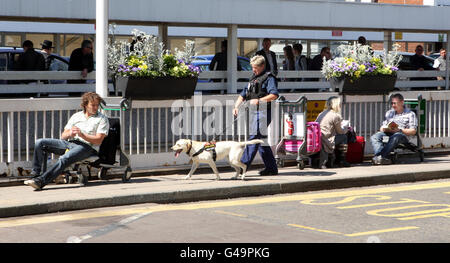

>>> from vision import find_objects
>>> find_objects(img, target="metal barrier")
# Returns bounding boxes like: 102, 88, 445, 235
0, 91, 450, 174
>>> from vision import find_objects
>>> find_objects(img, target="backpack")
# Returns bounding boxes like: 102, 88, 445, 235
93, 118, 120, 166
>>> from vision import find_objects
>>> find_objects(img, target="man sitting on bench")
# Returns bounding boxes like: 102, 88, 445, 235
24, 92, 109, 190
370, 93, 418, 165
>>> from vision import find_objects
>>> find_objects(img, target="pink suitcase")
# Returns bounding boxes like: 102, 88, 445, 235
306, 122, 321, 153
283, 122, 321, 154
285, 140, 302, 153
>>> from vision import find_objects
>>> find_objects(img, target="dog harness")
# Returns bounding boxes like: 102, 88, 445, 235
187, 140, 217, 162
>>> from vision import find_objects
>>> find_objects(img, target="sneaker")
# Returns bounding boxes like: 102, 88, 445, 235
259, 169, 278, 176
24, 179, 42, 191
372, 155, 382, 165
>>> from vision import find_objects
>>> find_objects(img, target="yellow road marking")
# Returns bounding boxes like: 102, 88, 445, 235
288, 224, 419, 237
337, 198, 430, 209
345, 226, 419, 237
215, 210, 247, 218
1, 180, 450, 228
287, 224, 343, 235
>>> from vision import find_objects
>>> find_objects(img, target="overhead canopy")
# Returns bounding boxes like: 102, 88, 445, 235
1, 0, 450, 33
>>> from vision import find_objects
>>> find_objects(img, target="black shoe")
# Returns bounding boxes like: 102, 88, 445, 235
259, 169, 278, 176
339, 160, 352, 167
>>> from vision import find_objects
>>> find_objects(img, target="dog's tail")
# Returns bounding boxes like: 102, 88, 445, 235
239, 139, 264, 147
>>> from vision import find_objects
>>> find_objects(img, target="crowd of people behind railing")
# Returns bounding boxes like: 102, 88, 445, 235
209, 36, 446, 87
11, 39, 94, 84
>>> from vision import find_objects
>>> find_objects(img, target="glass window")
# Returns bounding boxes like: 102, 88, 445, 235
25, 34, 54, 50
194, 38, 215, 55
242, 40, 257, 57
5, 35, 21, 47
60, 34, 83, 57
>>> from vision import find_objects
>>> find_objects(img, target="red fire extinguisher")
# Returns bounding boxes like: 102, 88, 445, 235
286, 114, 294, 136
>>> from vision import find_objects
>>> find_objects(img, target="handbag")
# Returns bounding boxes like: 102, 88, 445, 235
346, 126, 357, 144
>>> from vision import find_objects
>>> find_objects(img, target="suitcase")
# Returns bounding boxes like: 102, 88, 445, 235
306, 122, 321, 153
285, 140, 302, 153
346, 136, 365, 163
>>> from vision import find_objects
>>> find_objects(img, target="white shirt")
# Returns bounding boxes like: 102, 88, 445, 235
64, 111, 109, 151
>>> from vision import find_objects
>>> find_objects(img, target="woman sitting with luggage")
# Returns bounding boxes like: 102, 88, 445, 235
315, 96, 351, 168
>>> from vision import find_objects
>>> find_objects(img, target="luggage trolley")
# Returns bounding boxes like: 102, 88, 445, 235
275, 96, 321, 170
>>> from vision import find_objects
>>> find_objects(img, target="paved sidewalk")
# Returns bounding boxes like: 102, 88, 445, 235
1, 154, 450, 218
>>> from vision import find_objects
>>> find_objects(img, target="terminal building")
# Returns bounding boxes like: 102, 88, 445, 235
1, 0, 450, 64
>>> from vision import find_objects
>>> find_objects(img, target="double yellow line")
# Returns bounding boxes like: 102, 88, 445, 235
1, 180, 450, 229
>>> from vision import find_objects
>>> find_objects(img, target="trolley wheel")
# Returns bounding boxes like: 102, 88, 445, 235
277, 158, 285, 168
77, 169, 88, 186
98, 167, 108, 180
391, 153, 398, 164
297, 161, 305, 170
63, 172, 72, 184
122, 167, 132, 183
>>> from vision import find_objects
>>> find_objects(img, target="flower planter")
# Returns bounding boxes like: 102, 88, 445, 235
330, 75, 397, 95
116, 76, 198, 101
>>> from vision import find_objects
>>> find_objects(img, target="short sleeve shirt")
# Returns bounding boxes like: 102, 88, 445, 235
382, 108, 418, 130
64, 111, 109, 151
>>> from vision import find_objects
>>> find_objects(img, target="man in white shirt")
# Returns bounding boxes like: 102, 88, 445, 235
24, 92, 109, 190
433, 48, 446, 90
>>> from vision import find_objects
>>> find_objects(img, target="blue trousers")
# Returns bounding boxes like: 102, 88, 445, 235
370, 131, 409, 158
32, 138, 97, 187
240, 108, 278, 172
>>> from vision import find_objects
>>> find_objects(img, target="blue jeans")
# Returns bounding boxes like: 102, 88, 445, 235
32, 138, 97, 188
240, 108, 278, 172
370, 131, 409, 158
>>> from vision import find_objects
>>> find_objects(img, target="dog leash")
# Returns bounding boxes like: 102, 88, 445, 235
211, 101, 249, 142
186, 102, 249, 161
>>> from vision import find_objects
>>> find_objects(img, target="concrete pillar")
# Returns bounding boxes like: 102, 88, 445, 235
227, 24, 238, 94
95, 0, 109, 98
158, 23, 169, 50
384, 31, 393, 52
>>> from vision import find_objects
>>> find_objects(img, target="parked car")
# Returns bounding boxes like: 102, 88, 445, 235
191, 55, 251, 72
0, 47, 69, 72
429, 53, 441, 60
372, 51, 435, 71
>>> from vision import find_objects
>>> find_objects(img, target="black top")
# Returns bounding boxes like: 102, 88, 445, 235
68, 48, 94, 72
16, 49, 45, 71
255, 49, 278, 76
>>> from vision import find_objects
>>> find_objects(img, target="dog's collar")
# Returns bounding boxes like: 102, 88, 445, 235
186, 140, 193, 156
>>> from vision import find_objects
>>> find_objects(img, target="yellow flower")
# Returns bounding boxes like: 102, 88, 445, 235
139, 64, 148, 70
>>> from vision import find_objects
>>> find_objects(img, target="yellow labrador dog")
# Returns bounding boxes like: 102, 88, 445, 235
172, 139, 264, 180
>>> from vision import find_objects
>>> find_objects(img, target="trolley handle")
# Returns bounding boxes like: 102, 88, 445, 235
276, 95, 307, 105
101, 98, 131, 111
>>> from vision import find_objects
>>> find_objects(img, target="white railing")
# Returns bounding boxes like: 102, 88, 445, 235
197, 70, 449, 92
0, 71, 113, 95
1, 91, 450, 174
0, 70, 448, 95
